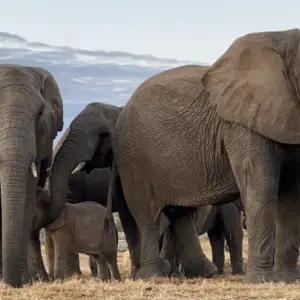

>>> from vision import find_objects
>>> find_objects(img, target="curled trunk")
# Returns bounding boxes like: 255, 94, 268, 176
49, 130, 85, 224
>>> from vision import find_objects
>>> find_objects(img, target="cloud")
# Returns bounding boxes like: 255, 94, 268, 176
0, 31, 207, 146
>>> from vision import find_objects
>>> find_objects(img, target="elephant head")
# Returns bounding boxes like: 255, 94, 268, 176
49, 102, 122, 230
0, 64, 63, 287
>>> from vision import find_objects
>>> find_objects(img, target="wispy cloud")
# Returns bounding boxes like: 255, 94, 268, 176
0, 31, 205, 145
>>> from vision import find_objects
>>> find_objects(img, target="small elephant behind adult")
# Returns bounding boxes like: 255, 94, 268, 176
34, 187, 121, 281
162, 200, 244, 276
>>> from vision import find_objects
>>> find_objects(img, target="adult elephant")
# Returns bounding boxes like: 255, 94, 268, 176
49, 102, 144, 278
162, 200, 245, 276
0, 65, 63, 287
112, 29, 300, 283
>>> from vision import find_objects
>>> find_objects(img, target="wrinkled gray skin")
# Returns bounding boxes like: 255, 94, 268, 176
0, 65, 63, 287
162, 200, 245, 276
112, 29, 300, 283
35, 187, 121, 281
49, 103, 145, 279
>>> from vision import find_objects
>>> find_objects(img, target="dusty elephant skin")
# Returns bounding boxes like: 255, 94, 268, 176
112, 29, 300, 283
161, 201, 244, 276
35, 186, 121, 281
49, 103, 145, 279
0, 65, 63, 287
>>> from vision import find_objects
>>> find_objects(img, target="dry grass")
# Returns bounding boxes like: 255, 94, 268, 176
0, 234, 300, 299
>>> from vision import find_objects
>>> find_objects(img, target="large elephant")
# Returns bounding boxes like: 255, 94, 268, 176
111, 29, 300, 283
48, 103, 144, 278
0, 65, 63, 287
162, 200, 245, 276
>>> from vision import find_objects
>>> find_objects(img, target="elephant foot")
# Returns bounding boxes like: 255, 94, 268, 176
246, 268, 300, 284
273, 269, 300, 284
232, 269, 245, 276
135, 262, 168, 280
183, 256, 218, 278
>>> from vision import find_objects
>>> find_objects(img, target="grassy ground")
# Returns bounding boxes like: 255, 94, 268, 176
0, 235, 300, 299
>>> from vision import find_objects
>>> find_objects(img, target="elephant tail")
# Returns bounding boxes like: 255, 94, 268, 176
105, 160, 117, 222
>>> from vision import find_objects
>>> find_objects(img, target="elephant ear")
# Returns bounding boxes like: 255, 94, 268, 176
202, 28, 300, 144
29, 67, 64, 140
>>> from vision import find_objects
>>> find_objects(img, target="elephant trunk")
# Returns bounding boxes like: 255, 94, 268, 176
0, 116, 36, 287
49, 130, 85, 225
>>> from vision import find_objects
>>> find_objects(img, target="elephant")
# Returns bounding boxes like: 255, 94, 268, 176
34, 181, 121, 281
162, 200, 245, 276
48, 102, 145, 278
59, 167, 171, 278
0, 64, 63, 287
111, 29, 300, 283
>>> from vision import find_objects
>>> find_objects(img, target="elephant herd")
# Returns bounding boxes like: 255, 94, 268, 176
0, 28, 300, 288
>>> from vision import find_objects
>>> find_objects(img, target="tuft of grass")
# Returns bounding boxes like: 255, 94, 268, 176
1, 234, 300, 299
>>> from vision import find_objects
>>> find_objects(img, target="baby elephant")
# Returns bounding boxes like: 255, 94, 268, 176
35, 187, 121, 281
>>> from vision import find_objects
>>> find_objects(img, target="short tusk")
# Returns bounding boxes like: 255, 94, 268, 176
31, 162, 38, 178
71, 161, 87, 175
46, 165, 52, 172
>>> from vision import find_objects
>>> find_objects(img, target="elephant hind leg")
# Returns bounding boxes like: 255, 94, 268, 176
167, 207, 218, 278
121, 182, 166, 280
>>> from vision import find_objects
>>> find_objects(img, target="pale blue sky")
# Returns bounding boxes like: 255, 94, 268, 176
0, 0, 299, 63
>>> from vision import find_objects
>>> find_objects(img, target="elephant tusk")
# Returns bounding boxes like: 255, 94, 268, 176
46, 165, 52, 172
31, 162, 38, 178
71, 161, 87, 175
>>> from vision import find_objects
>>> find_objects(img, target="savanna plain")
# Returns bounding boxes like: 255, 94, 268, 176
0, 233, 298, 300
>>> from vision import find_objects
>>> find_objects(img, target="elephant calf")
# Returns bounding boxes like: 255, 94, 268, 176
35, 187, 121, 281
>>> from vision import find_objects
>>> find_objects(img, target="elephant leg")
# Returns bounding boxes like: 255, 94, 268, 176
28, 230, 49, 282
118, 205, 140, 279
273, 161, 300, 282
53, 239, 67, 281
106, 255, 121, 281
207, 227, 225, 275
45, 232, 54, 280
226, 133, 279, 283
64, 252, 81, 278
89, 255, 98, 277
167, 207, 218, 278
220, 206, 244, 275
92, 256, 110, 281
160, 229, 181, 277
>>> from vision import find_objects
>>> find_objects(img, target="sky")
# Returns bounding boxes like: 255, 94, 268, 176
0, 1, 299, 64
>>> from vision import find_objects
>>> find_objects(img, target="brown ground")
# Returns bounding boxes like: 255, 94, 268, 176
0, 234, 299, 300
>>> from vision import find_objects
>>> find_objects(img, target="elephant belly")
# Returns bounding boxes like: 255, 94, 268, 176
115, 82, 240, 208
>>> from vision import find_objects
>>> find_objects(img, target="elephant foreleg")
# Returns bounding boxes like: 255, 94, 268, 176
226, 132, 279, 283
45, 231, 54, 280
273, 161, 300, 282
207, 227, 225, 274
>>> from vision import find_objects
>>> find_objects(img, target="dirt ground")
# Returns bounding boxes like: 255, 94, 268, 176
0, 234, 300, 300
